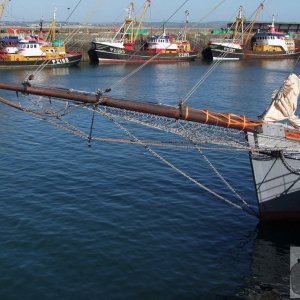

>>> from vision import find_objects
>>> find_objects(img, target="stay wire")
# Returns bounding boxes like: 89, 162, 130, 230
162, 0, 189, 28
98, 108, 258, 218
24, 0, 103, 81
107, 0, 219, 91
107, 0, 189, 75
181, 1, 268, 105
178, 122, 259, 217
65, 0, 83, 23
197, 0, 226, 23
88, 106, 96, 147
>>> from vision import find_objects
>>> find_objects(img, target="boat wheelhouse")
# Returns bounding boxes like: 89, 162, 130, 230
204, 5, 300, 61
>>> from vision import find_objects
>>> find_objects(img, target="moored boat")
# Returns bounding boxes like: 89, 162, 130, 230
88, 1, 198, 64
243, 15, 300, 60
205, 4, 300, 61
0, 10, 82, 68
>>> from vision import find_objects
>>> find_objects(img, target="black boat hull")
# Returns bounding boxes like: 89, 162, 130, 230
205, 44, 300, 61
89, 42, 198, 64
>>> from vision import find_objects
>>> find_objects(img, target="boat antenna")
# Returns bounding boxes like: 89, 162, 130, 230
39, 17, 43, 32
183, 9, 189, 40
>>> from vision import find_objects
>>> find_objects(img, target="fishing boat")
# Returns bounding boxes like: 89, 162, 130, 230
88, 1, 198, 64
0, 35, 22, 54
0, 10, 82, 68
0, 71, 300, 221
205, 4, 300, 61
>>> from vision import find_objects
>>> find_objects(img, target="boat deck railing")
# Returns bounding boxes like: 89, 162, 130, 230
93, 36, 117, 43
210, 38, 242, 44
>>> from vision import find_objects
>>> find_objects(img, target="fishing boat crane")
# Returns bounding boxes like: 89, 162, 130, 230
243, 2, 264, 46
133, 0, 151, 43
46, 8, 57, 43
0, 0, 8, 21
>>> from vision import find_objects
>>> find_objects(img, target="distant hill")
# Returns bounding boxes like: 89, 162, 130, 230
0, 20, 227, 29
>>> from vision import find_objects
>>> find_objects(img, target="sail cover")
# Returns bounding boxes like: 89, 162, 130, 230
262, 73, 300, 129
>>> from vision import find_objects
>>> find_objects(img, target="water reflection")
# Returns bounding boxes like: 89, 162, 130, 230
237, 222, 300, 299
0, 67, 71, 84
222, 59, 298, 72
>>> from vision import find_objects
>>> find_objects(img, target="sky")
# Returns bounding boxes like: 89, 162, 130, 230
1, 0, 300, 24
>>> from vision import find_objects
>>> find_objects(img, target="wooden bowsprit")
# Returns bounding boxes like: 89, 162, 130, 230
0, 81, 263, 133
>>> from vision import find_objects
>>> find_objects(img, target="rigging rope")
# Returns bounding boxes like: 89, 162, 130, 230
65, 0, 83, 24
102, 0, 222, 89
180, 0, 270, 105
162, 0, 189, 28
104, 1, 191, 81
178, 122, 258, 217
98, 108, 258, 218
63, 0, 104, 47
180, 21, 240, 104
197, 0, 226, 23
22, 1, 103, 79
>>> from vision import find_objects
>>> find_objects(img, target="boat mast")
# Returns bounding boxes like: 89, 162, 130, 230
46, 8, 57, 42
113, 2, 134, 43
133, 0, 151, 43
183, 10, 189, 41
269, 14, 276, 33
232, 6, 244, 42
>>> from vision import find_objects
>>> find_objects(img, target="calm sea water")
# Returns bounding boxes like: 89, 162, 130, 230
0, 60, 300, 299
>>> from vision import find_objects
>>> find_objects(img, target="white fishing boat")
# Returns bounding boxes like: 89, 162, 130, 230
205, 4, 300, 61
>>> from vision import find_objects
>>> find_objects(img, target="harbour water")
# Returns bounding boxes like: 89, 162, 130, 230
0, 60, 300, 299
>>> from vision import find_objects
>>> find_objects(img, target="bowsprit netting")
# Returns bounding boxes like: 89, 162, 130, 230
2, 93, 300, 156
0, 92, 261, 218
93, 106, 250, 151
3, 93, 250, 150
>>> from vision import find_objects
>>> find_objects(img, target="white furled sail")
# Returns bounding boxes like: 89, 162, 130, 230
262, 73, 300, 129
